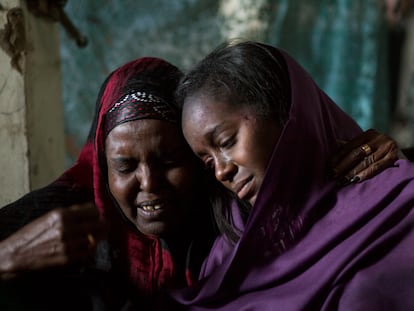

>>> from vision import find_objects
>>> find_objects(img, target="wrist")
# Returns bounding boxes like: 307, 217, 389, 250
0, 240, 18, 279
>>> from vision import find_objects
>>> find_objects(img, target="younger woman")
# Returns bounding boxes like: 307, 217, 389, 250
172, 40, 414, 310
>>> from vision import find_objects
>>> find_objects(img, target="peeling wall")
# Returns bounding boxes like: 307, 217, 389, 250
0, 0, 29, 206
24, 3, 64, 191
0, 0, 64, 206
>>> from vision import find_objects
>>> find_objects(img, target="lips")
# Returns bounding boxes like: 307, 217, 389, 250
136, 199, 170, 220
138, 199, 166, 209
234, 176, 254, 201
141, 203, 163, 211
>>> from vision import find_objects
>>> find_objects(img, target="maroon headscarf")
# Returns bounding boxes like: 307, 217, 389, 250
64, 57, 208, 298
169, 45, 414, 310
0, 58, 212, 306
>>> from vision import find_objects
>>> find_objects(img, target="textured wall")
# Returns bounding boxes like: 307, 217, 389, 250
61, 0, 407, 165
0, 0, 29, 205
0, 0, 64, 205
61, 0, 225, 164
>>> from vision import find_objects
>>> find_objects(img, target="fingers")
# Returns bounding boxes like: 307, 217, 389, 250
2, 202, 107, 274
351, 156, 395, 182
330, 129, 378, 170
50, 203, 107, 240
46, 203, 106, 258
54, 202, 101, 225
329, 129, 400, 185
329, 145, 370, 180
329, 130, 377, 181
24, 203, 105, 246
350, 139, 399, 182
11, 235, 94, 272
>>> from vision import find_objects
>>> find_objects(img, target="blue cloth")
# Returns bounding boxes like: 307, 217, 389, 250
61, 1, 390, 164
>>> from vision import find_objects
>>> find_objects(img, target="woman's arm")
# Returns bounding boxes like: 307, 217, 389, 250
0, 183, 92, 240
0, 202, 106, 280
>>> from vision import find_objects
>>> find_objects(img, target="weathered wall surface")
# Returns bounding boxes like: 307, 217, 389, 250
0, 0, 29, 206
0, 0, 64, 206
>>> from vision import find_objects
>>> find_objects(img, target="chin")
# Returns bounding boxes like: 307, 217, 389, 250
248, 193, 258, 206
137, 223, 171, 237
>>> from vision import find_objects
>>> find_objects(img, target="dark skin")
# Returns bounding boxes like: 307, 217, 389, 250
105, 119, 202, 238
329, 129, 401, 184
182, 96, 280, 206
0, 203, 105, 280
0, 119, 202, 280
183, 96, 412, 210
0, 129, 403, 279
182, 93, 405, 206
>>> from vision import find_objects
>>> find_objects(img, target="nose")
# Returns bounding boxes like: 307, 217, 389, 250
136, 164, 161, 192
214, 155, 236, 183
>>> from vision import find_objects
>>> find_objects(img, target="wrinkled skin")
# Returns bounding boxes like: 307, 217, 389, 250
0, 203, 105, 280
0, 119, 202, 280
105, 119, 201, 237
329, 128, 400, 184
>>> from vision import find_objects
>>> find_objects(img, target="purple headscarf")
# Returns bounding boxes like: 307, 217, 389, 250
170, 45, 414, 310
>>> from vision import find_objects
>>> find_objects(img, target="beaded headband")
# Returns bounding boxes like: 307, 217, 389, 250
104, 91, 178, 137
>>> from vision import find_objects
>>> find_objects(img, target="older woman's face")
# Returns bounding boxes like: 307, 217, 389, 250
105, 119, 200, 237
182, 95, 281, 206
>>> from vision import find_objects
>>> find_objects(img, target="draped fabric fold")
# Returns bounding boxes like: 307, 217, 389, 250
169, 46, 414, 310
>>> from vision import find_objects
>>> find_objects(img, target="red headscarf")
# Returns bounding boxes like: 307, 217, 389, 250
56, 59, 189, 297
0, 57, 215, 310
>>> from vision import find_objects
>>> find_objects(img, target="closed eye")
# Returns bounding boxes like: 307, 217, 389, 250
202, 157, 214, 171
116, 166, 134, 174
219, 135, 236, 149
109, 158, 136, 174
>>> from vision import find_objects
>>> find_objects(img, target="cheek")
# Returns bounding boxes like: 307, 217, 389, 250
250, 124, 279, 168
108, 173, 134, 205
166, 167, 197, 196
237, 134, 275, 174
254, 139, 274, 165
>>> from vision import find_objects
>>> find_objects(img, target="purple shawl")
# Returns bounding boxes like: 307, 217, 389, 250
170, 48, 414, 310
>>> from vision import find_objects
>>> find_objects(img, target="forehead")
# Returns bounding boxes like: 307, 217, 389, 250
182, 94, 251, 127
105, 119, 185, 150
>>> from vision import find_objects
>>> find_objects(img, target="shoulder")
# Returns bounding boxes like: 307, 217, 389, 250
336, 258, 414, 311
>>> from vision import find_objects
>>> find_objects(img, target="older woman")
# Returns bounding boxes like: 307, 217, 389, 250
0, 57, 215, 310
171, 40, 414, 310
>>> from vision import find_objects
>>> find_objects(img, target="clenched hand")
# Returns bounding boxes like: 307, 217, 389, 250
0, 202, 106, 280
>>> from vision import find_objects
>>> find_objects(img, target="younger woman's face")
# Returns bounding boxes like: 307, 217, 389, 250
106, 119, 200, 237
182, 95, 281, 206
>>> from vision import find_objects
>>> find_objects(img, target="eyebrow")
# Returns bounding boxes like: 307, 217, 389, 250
205, 123, 225, 143
109, 156, 132, 164
193, 124, 223, 158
